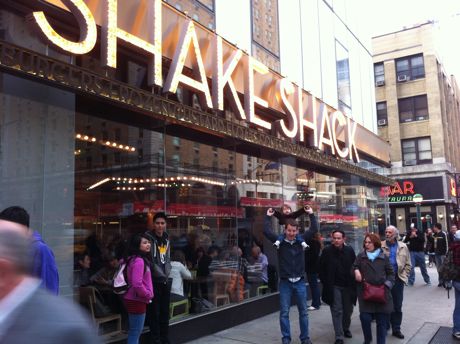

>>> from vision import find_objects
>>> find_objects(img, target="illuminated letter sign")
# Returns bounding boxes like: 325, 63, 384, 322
101, 0, 163, 87
32, 0, 97, 54
31, 0, 370, 163
164, 19, 212, 108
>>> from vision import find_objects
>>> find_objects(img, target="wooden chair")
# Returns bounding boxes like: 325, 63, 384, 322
79, 286, 122, 338
210, 271, 231, 306
170, 298, 189, 321
257, 285, 269, 296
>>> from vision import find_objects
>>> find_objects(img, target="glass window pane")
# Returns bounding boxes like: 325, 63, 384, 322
411, 55, 423, 66
396, 59, 409, 72
418, 138, 431, 150
419, 151, 432, 160
336, 41, 351, 108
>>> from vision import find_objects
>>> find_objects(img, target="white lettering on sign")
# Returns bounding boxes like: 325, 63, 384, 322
31, 1, 360, 162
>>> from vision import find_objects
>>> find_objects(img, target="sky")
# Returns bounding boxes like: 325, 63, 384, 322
368, 0, 460, 77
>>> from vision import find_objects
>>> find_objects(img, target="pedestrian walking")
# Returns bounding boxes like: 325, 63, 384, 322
404, 224, 431, 286
0, 206, 59, 294
433, 223, 448, 287
440, 230, 460, 340
123, 234, 154, 344
354, 233, 395, 344
319, 230, 356, 344
0, 227, 100, 344
381, 225, 411, 339
264, 206, 318, 344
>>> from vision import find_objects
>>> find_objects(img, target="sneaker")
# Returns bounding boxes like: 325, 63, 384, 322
453, 332, 460, 340
273, 240, 280, 249
307, 306, 318, 311
407, 283, 414, 287
425, 281, 431, 286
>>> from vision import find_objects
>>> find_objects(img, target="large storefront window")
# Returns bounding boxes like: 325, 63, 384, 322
0, 70, 387, 332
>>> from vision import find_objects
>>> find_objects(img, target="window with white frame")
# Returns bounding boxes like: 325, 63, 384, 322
374, 63, 384, 86
401, 137, 432, 166
376, 102, 388, 126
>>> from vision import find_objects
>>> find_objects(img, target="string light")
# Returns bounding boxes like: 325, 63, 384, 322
76, 133, 136, 152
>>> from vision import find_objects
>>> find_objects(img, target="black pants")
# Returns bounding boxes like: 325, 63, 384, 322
147, 279, 172, 344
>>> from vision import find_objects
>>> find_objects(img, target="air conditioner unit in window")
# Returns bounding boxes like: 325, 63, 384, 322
377, 119, 387, 126
397, 74, 408, 82
375, 80, 385, 87
404, 159, 416, 166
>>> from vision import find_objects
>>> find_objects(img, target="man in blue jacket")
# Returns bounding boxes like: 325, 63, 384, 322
264, 206, 318, 344
0, 206, 59, 294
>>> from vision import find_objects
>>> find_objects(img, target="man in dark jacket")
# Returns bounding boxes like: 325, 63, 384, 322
404, 225, 431, 286
145, 212, 172, 344
0, 206, 59, 294
433, 222, 448, 287
264, 206, 318, 344
319, 230, 356, 344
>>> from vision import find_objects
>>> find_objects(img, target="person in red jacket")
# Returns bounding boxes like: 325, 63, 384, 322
124, 234, 154, 344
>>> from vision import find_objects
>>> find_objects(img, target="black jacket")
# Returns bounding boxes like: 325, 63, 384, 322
433, 231, 448, 256
319, 244, 357, 306
403, 232, 425, 252
144, 230, 171, 282
263, 214, 318, 280
305, 239, 321, 274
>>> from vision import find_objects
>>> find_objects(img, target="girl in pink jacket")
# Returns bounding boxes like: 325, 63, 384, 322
124, 234, 154, 344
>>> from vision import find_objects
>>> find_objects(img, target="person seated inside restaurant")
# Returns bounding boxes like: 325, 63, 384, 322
170, 250, 193, 302
90, 253, 119, 288
74, 252, 91, 287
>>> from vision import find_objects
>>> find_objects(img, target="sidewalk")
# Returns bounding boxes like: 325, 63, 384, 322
186, 266, 454, 344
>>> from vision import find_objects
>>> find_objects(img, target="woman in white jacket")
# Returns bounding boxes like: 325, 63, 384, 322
170, 250, 192, 301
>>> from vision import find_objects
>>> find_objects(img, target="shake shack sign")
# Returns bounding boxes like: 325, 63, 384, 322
380, 177, 444, 203
25, 0, 392, 165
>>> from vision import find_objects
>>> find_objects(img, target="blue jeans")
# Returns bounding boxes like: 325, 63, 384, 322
279, 279, 309, 342
127, 313, 146, 344
389, 277, 404, 332
307, 273, 321, 309
453, 281, 460, 333
360, 312, 388, 344
408, 251, 430, 285
435, 254, 446, 284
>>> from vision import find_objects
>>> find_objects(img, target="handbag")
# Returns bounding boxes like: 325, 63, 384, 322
362, 281, 386, 303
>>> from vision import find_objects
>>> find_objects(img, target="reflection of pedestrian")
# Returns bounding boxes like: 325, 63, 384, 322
354, 233, 395, 344
0, 228, 100, 344
0, 206, 59, 294
264, 206, 318, 344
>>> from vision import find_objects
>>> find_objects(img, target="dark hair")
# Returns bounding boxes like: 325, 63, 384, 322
331, 229, 345, 238
363, 233, 381, 249
127, 233, 151, 256
171, 250, 186, 264
0, 206, 30, 227
434, 223, 442, 230
284, 218, 298, 227
153, 212, 167, 222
